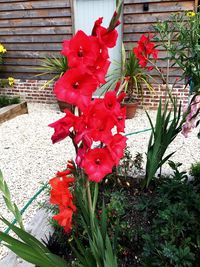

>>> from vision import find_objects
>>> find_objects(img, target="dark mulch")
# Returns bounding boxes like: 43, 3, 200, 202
45, 176, 155, 266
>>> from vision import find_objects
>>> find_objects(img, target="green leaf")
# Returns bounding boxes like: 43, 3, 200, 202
145, 110, 155, 136
144, 97, 183, 188
103, 235, 118, 267
0, 216, 48, 253
158, 152, 176, 169
3, 196, 14, 212
100, 201, 107, 242
13, 204, 24, 229
0, 170, 24, 229
0, 232, 52, 267
46, 253, 70, 267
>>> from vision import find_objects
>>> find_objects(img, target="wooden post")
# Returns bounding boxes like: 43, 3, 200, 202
195, 0, 199, 11
70, 0, 76, 34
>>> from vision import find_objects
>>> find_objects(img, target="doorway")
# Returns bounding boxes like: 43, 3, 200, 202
74, 0, 122, 69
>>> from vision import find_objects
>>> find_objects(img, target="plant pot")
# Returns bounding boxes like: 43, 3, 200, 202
57, 100, 73, 113
121, 101, 139, 119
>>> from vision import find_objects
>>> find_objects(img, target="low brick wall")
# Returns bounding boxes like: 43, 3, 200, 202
0, 79, 189, 109
0, 79, 56, 104
138, 84, 189, 109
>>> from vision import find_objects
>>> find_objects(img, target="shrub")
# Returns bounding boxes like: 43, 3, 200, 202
0, 95, 20, 108
190, 162, 200, 181
144, 97, 184, 188
137, 162, 200, 266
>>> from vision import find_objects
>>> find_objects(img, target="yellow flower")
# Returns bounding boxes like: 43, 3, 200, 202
0, 44, 6, 54
186, 11, 196, 17
8, 77, 15, 86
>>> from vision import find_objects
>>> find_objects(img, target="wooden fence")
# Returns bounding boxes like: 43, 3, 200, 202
0, 0, 73, 79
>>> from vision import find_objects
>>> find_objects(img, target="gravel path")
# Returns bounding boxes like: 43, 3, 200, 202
0, 103, 199, 260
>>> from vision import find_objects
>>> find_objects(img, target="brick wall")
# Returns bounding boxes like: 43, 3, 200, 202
138, 84, 189, 109
0, 79, 189, 109
0, 79, 56, 104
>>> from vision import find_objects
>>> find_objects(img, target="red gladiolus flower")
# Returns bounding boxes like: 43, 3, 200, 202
104, 91, 120, 114
62, 30, 99, 67
49, 16, 128, 233
54, 68, 98, 111
92, 17, 118, 48
49, 110, 76, 144
98, 27, 118, 48
138, 34, 149, 45
92, 17, 103, 36
133, 34, 158, 68
117, 92, 126, 103
49, 176, 75, 208
114, 81, 121, 92
49, 172, 75, 204
76, 145, 88, 167
89, 117, 114, 143
83, 99, 115, 143
56, 169, 72, 177
50, 187, 75, 209
53, 208, 74, 233
83, 148, 115, 182
88, 56, 110, 84
116, 107, 126, 133
106, 134, 127, 165
67, 163, 74, 170
49, 171, 76, 232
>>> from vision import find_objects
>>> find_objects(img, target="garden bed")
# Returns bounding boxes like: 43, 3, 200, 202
45, 169, 200, 266
0, 104, 199, 265
0, 101, 28, 124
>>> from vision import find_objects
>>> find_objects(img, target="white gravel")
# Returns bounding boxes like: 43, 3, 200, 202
0, 103, 199, 260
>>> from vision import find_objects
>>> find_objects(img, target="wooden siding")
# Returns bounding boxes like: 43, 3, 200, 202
123, 0, 195, 82
0, 0, 73, 79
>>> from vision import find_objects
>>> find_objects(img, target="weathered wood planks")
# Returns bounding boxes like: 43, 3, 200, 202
123, 0, 195, 81
0, 0, 73, 79
0, 0, 196, 82
0, 101, 28, 123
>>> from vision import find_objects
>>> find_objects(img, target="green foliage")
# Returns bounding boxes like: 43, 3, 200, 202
0, 78, 14, 88
108, 0, 122, 31
137, 162, 200, 266
116, 147, 143, 178
35, 56, 68, 89
72, 183, 118, 267
133, 152, 143, 171
0, 95, 20, 108
0, 55, 3, 65
100, 45, 154, 101
106, 190, 127, 219
0, 216, 69, 267
115, 147, 134, 178
0, 43, 6, 64
144, 97, 183, 188
168, 160, 188, 181
123, 51, 154, 102
190, 162, 200, 180
153, 11, 200, 93
0, 170, 24, 230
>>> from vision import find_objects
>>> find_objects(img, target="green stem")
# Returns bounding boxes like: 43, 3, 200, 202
147, 58, 166, 84
92, 183, 99, 215
117, 80, 128, 96
86, 179, 93, 216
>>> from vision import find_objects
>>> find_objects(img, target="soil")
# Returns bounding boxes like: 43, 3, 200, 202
45, 176, 156, 267
100, 176, 155, 267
